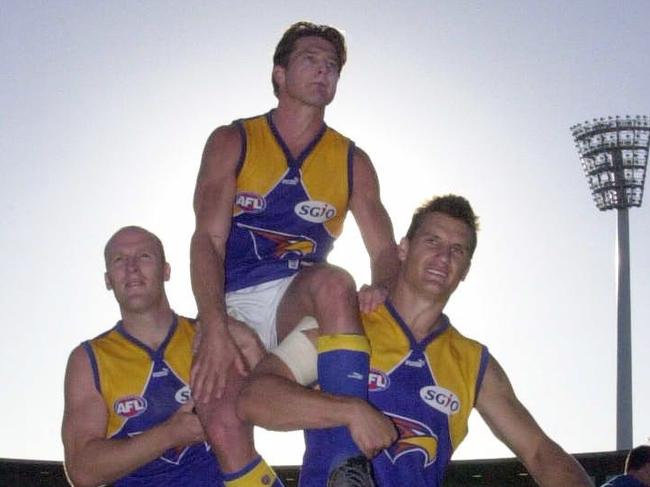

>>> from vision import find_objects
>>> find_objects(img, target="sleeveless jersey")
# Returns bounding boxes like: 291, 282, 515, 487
83, 315, 222, 486
225, 111, 354, 292
365, 302, 489, 487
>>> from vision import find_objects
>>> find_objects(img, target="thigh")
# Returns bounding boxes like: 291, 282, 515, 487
225, 276, 295, 349
275, 266, 323, 342
275, 263, 360, 341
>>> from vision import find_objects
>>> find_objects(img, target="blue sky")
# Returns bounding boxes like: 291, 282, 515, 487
1, 0, 648, 465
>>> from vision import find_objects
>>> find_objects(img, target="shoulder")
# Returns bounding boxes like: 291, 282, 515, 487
177, 314, 197, 325
64, 344, 97, 393
434, 324, 489, 383
175, 315, 198, 334
351, 145, 372, 167
361, 303, 389, 327
196, 122, 245, 185
349, 146, 380, 206
204, 122, 243, 154
362, 305, 406, 347
67, 344, 91, 368
445, 324, 486, 352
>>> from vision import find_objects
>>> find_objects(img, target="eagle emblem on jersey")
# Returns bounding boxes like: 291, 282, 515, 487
161, 445, 190, 465
127, 431, 194, 465
237, 223, 317, 260
384, 413, 438, 467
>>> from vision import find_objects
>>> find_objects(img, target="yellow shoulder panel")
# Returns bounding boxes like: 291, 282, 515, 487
425, 326, 484, 449
164, 317, 195, 384
363, 306, 411, 373
235, 116, 289, 215
301, 128, 350, 237
90, 330, 153, 437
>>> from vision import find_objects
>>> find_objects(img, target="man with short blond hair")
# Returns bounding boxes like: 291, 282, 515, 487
63, 226, 225, 486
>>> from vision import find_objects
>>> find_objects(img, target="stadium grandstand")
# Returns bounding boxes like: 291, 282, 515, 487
0, 450, 627, 486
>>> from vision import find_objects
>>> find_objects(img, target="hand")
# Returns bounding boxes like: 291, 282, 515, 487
190, 321, 247, 403
228, 318, 266, 370
346, 398, 397, 458
163, 400, 206, 448
357, 283, 389, 313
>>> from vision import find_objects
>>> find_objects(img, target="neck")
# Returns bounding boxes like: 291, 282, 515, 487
120, 299, 174, 349
272, 101, 325, 141
390, 283, 449, 342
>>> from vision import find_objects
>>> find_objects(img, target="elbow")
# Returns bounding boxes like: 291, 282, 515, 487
520, 438, 592, 487
236, 375, 279, 429
64, 462, 102, 487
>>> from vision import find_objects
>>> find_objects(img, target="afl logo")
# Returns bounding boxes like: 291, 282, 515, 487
294, 200, 337, 223
114, 395, 148, 418
420, 386, 460, 416
236, 192, 266, 213
368, 369, 390, 391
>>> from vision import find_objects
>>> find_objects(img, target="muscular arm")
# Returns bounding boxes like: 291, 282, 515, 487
190, 125, 246, 401
349, 148, 399, 312
476, 356, 593, 487
238, 351, 396, 459
62, 347, 205, 487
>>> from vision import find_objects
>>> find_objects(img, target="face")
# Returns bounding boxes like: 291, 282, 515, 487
398, 212, 473, 302
273, 36, 340, 107
104, 228, 170, 314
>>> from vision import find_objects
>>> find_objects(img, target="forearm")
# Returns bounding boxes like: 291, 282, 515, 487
369, 242, 399, 289
190, 231, 228, 328
524, 439, 593, 487
238, 372, 354, 431
66, 423, 176, 487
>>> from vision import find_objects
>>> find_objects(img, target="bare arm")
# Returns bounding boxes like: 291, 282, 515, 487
349, 148, 399, 312
238, 351, 397, 459
62, 347, 205, 487
190, 124, 246, 402
476, 356, 593, 487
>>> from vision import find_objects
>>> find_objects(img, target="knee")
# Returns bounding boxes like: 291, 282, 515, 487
228, 318, 266, 370
309, 265, 357, 308
197, 400, 247, 447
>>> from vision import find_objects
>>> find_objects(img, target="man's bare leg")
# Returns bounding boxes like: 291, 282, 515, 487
276, 264, 377, 486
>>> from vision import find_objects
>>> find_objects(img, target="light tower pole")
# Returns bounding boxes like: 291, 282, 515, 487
570, 115, 649, 450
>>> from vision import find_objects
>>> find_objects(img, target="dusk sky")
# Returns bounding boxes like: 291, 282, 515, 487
1, 0, 648, 466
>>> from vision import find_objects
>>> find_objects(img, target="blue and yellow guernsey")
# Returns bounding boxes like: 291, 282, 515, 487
83, 315, 222, 486
225, 111, 353, 292
364, 302, 489, 487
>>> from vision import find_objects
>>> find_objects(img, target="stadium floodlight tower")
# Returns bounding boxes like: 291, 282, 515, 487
570, 115, 649, 451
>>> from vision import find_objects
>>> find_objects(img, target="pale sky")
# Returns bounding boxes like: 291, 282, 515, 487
1, 0, 648, 467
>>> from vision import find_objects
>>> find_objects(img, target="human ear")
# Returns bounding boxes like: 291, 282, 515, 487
104, 272, 112, 290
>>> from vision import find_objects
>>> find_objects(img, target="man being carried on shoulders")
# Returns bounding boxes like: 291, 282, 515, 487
191, 21, 398, 487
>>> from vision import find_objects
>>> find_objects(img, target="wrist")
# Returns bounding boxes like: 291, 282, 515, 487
198, 314, 228, 333
157, 417, 180, 450
340, 396, 364, 427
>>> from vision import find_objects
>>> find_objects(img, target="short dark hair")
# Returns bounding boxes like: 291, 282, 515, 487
406, 195, 479, 257
104, 226, 166, 267
272, 21, 347, 95
626, 445, 650, 473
